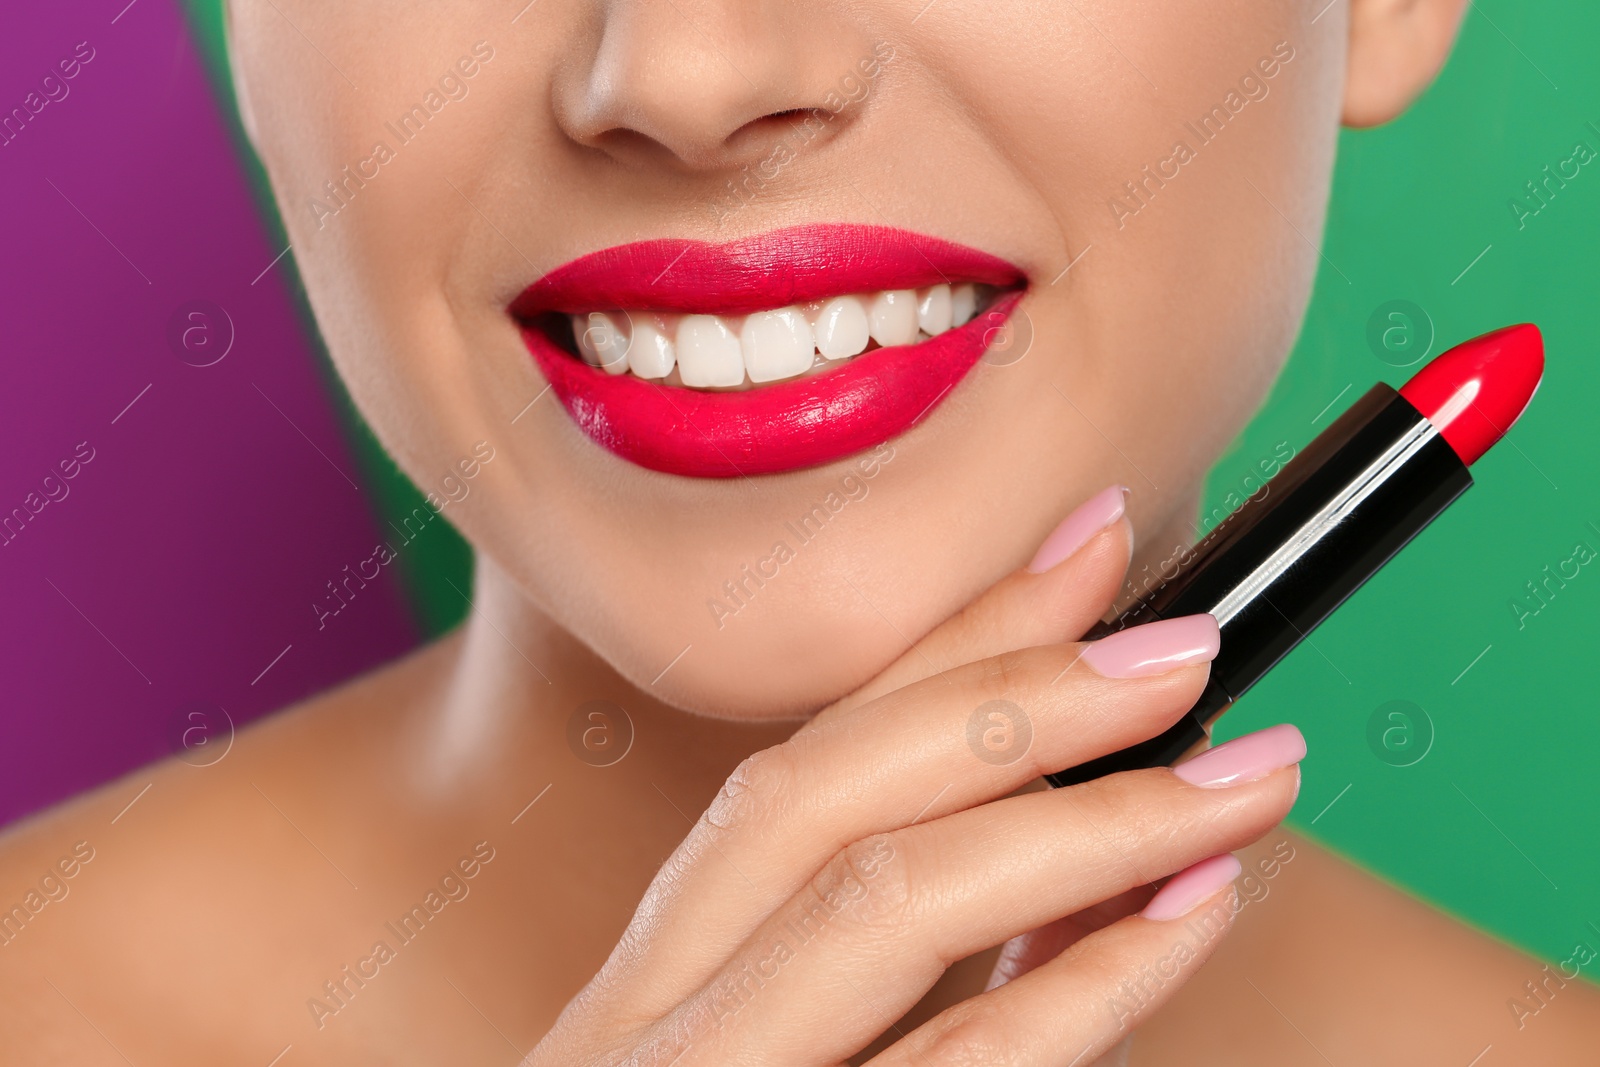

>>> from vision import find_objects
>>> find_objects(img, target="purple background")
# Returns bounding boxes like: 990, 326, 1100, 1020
0, 0, 418, 826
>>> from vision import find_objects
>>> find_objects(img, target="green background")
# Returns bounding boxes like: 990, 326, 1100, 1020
1202, 6, 1600, 970
182, 3, 1599, 967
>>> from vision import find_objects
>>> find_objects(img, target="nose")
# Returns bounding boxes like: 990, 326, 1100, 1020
553, 1, 879, 172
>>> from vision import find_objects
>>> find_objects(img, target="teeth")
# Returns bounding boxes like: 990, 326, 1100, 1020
627, 316, 675, 380
812, 296, 871, 360
951, 283, 977, 327
676, 315, 745, 388
563, 283, 996, 388
868, 290, 919, 348
572, 315, 600, 364
917, 284, 953, 336
742, 308, 815, 383
574, 312, 631, 375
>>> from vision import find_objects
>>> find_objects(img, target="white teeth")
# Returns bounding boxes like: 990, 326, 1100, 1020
571, 314, 601, 365
741, 307, 815, 383
574, 312, 631, 374
868, 289, 919, 347
917, 284, 953, 336
951, 283, 977, 327
566, 283, 994, 387
676, 314, 745, 388
812, 296, 871, 360
627, 316, 676, 380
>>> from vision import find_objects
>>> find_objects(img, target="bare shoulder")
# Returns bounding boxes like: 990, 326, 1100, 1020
1134, 833, 1600, 1065
0, 627, 459, 869
0, 630, 464, 1061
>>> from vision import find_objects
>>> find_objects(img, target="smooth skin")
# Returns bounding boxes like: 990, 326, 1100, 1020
4, 0, 1600, 1063
1, 521, 1300, 1064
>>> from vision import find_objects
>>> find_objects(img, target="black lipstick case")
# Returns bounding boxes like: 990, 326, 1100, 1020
1047, 383, 1471, 788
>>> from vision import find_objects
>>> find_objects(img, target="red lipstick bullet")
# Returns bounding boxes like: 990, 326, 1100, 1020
1399, 322, 1543, 467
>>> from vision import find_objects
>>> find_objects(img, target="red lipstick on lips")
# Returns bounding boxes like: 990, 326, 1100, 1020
1050, 323, 1546, 787
511, 225, 1026, 478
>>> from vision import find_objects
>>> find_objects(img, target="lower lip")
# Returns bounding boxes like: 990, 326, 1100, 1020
519, 292, 1023, 478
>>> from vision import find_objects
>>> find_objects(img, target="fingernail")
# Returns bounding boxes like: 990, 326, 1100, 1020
1079, 614, 1219, 678
1141, 854, 1241, 921
1027, 485, 1130, 574
1173, 724, 1306, 788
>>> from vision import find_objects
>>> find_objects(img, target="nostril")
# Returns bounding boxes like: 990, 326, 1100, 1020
747, 108, 820, 132
725, 107, 830, 157
589, 126, 661, 161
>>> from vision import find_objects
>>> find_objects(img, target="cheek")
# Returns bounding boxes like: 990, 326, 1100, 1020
914, 1, 1339, 472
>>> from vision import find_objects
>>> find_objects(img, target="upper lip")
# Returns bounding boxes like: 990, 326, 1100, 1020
510, 223, 1028, 478
509, 223, 1025, 318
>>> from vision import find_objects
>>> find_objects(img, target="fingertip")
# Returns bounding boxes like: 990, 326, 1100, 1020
1027, 484, 1130, 574
1116, 512, 1136, 564
1079, 614, 1219, 679
1171, 722, 1304, 788
1139, 853, 1242, 922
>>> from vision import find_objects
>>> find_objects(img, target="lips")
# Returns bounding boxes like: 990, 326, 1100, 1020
512, 224, 1027, 478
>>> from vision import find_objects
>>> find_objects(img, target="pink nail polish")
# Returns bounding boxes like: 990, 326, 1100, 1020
1141, 854, 1241, 921
1172, 723, 1306, 788
1027, 485, 1130, 573
1079, 614, 1219, 678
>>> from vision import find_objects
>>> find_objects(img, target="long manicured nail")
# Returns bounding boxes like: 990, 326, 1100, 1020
1079, 613, 1219, 678
1027, 485, 1130, 573
1173, 723, 1306, 788
1141, 854, 1241, 921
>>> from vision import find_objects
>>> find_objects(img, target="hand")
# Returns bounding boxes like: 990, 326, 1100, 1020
527, 487, 1303, 1066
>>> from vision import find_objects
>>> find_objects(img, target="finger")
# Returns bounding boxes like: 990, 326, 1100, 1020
598, 617, 1220, 1016
1089, 1034, 1134, 1067
828, 484, 1133, 715
987, 885, 1155, 991
865, 855, 1245, 1067
662, 750, 1297, 1064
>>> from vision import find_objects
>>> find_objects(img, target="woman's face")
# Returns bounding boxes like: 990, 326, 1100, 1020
228, 1, 1342, 718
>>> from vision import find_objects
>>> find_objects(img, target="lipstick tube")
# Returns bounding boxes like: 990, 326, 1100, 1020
1046, 324, 1540, 788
